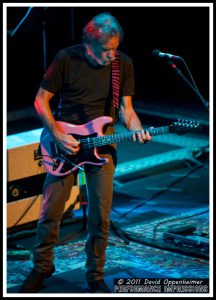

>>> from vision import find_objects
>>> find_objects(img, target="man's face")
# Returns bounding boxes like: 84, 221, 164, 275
86, 35, 120, 66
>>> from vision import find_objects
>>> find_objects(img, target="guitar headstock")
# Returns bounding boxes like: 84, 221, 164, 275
170, 119, 201, 133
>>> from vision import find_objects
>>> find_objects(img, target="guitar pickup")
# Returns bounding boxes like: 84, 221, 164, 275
50, 142, 62, 157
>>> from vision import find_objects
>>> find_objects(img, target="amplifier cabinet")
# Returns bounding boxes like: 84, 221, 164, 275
7, 128, 80, 228
7, 142, 46, 182
7, 185, 80, 228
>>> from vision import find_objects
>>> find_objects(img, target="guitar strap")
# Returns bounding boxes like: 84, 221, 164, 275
111, 50, 120, 111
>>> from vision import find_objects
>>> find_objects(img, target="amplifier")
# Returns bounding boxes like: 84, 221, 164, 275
6, 128, 80, 228
7, 173, 46, 202
7, 185, 80, 228
7, 128, 46, 182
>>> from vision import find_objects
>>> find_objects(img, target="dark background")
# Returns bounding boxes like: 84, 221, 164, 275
7, 6, 210, 122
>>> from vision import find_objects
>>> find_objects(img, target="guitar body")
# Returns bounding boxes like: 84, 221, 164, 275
40, 116, 112, 176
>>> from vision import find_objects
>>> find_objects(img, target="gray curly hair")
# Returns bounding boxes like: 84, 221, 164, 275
82, 12, 124, 44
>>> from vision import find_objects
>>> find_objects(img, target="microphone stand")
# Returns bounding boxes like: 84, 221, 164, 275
166, 60, 209, 111
8, 7, 47, 73
166, 60, 209, 160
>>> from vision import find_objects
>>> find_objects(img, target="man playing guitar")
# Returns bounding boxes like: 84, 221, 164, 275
19, 12, 152, 293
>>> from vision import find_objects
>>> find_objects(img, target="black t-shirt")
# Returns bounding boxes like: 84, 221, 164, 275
40, 44, 135, 125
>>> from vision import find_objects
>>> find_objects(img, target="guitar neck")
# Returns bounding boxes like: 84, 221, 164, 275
80, 126, 171, 148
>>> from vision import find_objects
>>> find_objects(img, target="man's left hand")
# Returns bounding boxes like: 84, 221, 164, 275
133, 129, 152, 144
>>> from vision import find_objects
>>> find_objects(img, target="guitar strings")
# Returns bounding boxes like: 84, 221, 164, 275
55, 127, 166, 150
79, 132, 141, 149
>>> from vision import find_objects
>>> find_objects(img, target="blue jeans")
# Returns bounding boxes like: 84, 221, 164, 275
33, 145, 117, 282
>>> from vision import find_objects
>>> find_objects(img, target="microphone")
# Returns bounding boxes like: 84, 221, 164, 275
152, 49, 181, 60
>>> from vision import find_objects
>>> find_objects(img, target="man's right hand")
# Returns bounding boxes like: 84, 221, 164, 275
53, 129, 80, 155
34, 88, 80, 155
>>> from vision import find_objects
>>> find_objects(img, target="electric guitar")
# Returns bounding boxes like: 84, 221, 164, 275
40, 116, 200, 176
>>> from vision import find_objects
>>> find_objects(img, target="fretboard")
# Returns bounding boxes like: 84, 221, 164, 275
80, 126, 171, 149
